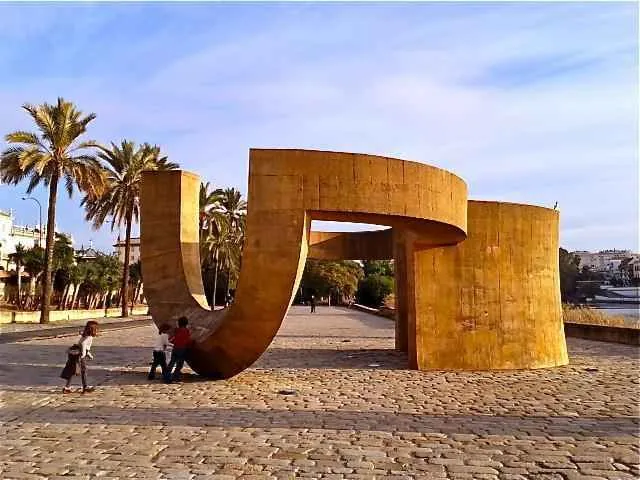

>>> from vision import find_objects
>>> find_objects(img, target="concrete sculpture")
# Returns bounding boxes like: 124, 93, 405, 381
141, 149, 568, 379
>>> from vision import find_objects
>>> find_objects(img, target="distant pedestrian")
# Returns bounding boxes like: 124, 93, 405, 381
310, 295, 316, 313
148, 323, 172, 380
165, 317, 192, 383
60, 320, 98, 394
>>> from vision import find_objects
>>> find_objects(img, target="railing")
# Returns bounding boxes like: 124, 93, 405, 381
11, 225, 43, 237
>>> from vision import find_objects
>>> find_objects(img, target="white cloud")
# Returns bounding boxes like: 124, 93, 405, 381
0, 3, 637, 252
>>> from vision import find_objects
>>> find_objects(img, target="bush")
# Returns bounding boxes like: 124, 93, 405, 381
356, 274, 394, 308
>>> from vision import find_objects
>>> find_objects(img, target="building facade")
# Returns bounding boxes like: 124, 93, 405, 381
573, 249, 640, 284
573, 249, 633, 271
0, 210, 43, 271
113, 237, 141, 265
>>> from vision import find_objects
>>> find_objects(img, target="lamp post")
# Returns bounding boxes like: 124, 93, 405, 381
21, 196, 42, 247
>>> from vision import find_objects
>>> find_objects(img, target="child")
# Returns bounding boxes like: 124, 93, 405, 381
148, 323, 172, 380
164, 316, 191, 383
60, 320, 98, 393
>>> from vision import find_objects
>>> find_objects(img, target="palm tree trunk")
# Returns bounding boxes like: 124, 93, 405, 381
67, 284, 74, 309
16, 260, 22, 309
212, 248, 219, 309
134, 282, 142, 304
60, 283, 69, 310
40, 174, 59, 323
121, 210, 133, 317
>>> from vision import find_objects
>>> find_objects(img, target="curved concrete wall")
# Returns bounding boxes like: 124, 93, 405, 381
308, 230, 393, 260
141, 149, 468, 379
409, 201, 568, 370
141, 149, 567, 377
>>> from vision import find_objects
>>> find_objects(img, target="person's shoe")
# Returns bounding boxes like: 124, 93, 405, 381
62, 387, 72, 394
82, 386, 95, 393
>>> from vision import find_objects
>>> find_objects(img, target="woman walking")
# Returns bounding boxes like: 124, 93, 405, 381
60, 320, 98, 393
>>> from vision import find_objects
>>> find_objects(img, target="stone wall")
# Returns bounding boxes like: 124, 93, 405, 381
0, 306, 149, 324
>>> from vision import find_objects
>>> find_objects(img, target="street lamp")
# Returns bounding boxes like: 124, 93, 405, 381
21, 196, 42, 247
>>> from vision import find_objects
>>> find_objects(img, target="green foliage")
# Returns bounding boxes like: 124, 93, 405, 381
82, 140, 178, 231
23, 246, 45, 280
199, 181, 247, 306
362, 260, 394, 277
0, 98, 105, 199
1, 98, 106, 321
129, 260, 142, 285
559, 248, 580, 302
53, 233, 74, 271
300, 259, 364, 303
76, 253, 122, 297
82, 139, 177, 315
356, 274, 394, 308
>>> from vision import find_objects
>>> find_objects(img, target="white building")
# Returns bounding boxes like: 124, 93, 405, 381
0, 210, 43, 271
627, 257, 640, 280
113, 236, 141, 265
573, 249, 634, 272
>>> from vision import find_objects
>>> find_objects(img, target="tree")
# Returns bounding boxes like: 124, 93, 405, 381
202, 217, 242, 306
1, 98, 106, 322
21, 245, 45, 310
198, 183, 247, 306
129, 260, 143, 307
83, 140, 178, 317
51, 233, 75, 308
301, 260, 364, 305
218, 188, 246, 299
219, 188, 247, 231
559, 248, 580, 302
72, 253, 121, 310
362, 260, 394, 277
8, 244, 26, 308
52, 233, 74, 271
199, 182, 224, 235
65, 264, 84, 310
356, 274, 394, 308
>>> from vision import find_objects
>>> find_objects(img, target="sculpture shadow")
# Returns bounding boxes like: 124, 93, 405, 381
0, 343, 404, 388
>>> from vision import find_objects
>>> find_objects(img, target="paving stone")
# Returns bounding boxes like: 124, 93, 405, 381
0, 307, 637, 479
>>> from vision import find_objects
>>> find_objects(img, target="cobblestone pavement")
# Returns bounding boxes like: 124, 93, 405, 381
0, 306, 638, 479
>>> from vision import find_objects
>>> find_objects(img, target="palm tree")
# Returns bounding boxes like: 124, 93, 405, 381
129, 260, 143, 307
9, 244, 26, 308
52, 233, 75, 309
83, 140, 178, 317
219, 188, 247, 230
22, 245, 45, 310
199, 182, 224, 235
0, 98, 106, 323
65, 263, 84, 310
202, 217, 242, 308
218, 188, 246, 299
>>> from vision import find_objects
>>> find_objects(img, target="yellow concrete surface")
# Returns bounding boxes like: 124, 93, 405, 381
141, 149, 468, 378
410, 201, 568, 369
141, 149, 567, 378
309, 230, 393, 260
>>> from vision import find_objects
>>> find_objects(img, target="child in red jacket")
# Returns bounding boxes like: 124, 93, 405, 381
164, 317, 191, 383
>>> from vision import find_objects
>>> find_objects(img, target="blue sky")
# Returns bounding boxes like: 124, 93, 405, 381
0, 2, 637, 252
